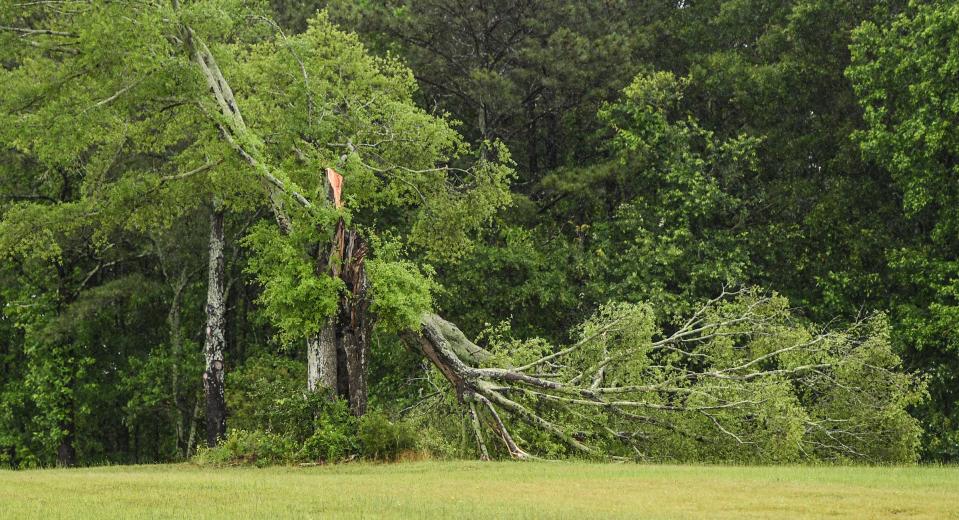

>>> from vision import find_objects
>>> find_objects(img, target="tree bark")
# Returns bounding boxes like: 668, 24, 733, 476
320, 226, 372, 415
56, 418, 77, 467
308, 193, 371, 414
167, 270, 189, 457
307, 323, 337, 393
342, 230, 370, 415
203, 206, 227, 447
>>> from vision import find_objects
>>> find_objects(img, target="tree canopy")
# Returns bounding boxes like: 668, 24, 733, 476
0, 0, 953, 467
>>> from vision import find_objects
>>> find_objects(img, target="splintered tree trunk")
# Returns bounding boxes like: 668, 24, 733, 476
203, 207, 227, 446
337, 229, 371, 416
315, 218, 371, 415
307, 170, 371, 416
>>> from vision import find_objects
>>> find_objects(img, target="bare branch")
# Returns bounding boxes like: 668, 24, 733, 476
0, 25, 76, 37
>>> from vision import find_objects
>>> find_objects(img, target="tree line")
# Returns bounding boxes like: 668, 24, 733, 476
0, 0, 955, 467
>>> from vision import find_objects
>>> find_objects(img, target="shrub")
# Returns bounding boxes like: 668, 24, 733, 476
226, 354, 313, 440
358, 412, 417, 461
196, 354, 429, 466
194, 430, 295, 467
298, 400, 358, 462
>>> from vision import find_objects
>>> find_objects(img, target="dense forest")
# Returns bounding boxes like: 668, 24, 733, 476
0, 0, 956, 467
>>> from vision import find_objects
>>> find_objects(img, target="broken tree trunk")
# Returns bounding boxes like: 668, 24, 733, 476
177, 6, 378, 415
305, 170, 371, 415
307, 223, 372, 416
309, 217, 371, 415
335, 227, 371, 416
405, 313, 584, 459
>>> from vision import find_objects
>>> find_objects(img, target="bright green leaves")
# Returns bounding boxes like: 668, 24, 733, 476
849, 1, 959, 219
0, 202, 71, 264
409, 150, 514, 262
2, 1, 512, 343
180, 0, 271, 42
470, 289, 923, 462
1, 2, 184, 168
243, 222, 341, 346
848, 0, 959, 460
566, 301, 657, 382
218, 11, 512, 263
243, 223, 436, 341
366, 257, 434, 334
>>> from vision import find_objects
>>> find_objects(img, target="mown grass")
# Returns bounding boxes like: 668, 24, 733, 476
1, 461, 957, 519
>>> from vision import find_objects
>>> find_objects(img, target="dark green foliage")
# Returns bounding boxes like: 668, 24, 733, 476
320, 0, 953, 460
194, 404, 421, 466
576, 72, 758, 319
200, 354, 359, 464
212, 353, 417, 464
0, 0, 955, 466
300, 415, 358, 462
848, 0, 959, 460
357, 412, 417, 461
194, 430, 296, 467
227, 355, 317, 440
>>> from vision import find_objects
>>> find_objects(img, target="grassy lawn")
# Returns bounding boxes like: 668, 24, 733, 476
1, 461, 958, 519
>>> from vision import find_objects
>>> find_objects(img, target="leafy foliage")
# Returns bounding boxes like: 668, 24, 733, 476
0, 0, 952, 466
848, 0, 959, 460
472, 291, 924, 463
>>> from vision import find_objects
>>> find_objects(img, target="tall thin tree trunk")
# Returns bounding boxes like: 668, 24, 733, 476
203, 206, 227, 447
168, 270, 188, 457
186, 399, 201, 456
56, 417, 76, 467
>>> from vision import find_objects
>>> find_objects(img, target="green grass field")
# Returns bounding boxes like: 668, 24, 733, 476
1, 461, 958, 519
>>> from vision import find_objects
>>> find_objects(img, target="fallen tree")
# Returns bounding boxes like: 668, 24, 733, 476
2, 2, 924, 463
406, 291, 924, 462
